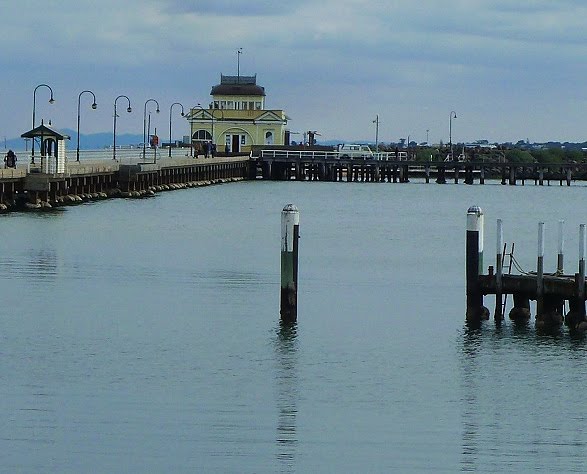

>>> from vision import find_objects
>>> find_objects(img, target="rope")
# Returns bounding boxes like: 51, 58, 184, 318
506, 250, 564, 277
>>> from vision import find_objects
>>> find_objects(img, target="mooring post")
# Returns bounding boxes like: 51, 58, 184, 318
495, 219, 504, 322
557, 220, 564, 275
566, 167, 572, 186
509, 166, 516, 185
281, 204, 300, 323
466, 206, 488, 324
480, 166, 485, 185
536, 222, 545, 319
579, 224, 585, 301
566, 225, 587, 329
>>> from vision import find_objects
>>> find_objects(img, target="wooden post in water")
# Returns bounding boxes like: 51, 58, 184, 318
480, 166, 485, 185
567, 225, 587, 330
281, 204, 300, 323
535, 222, 563, 328
578, 224, 585, 303
566, 168, 572, 186
495, 219, 504, 322
466, 206, 489, 325
436, 165, 446, 184
557, 220, 564, 275
536, 222, 545, 319
509, 166, 516, 185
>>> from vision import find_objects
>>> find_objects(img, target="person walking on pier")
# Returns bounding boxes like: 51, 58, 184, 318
4, 150, 16, 168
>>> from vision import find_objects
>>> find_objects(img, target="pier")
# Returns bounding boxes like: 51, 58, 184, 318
254, 150, 586, 185
0, 155, 250, 211
465, 206, 587, 332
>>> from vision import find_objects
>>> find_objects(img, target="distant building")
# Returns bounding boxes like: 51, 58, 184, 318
186, 74, 290, 154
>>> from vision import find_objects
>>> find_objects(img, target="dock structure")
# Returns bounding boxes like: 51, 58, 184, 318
0, 155, 250, 211
254, 150, 586, 185
465, 206, 587, 332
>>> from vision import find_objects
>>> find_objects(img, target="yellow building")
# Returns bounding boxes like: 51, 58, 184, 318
187, 74, 289, 154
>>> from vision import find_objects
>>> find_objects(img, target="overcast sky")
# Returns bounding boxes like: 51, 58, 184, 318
2, 0, 587, 145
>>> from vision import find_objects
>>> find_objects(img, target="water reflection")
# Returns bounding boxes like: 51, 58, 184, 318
274, 321, 298, 472
1, 249, 59, 281
459, 322, 587, 472
459, 327, 481, 473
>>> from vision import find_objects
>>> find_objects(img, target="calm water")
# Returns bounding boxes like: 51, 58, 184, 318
2, 179, 587, 473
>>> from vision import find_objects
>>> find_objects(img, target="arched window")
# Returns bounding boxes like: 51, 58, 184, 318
265, 131, 274, 145
192, 130, 212, 140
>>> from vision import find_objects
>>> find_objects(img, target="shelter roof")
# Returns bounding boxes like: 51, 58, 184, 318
21, 123, 70, 140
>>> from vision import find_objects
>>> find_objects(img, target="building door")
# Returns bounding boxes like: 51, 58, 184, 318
231, 134, 240, 153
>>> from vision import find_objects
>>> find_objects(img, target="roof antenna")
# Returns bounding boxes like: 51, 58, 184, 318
237, 48, 243, 83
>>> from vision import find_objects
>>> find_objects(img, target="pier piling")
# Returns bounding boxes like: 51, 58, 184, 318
495, 219, 504, 322
280, 204, 300, 323
466, 206, 489, 325
557, 220, 564, 274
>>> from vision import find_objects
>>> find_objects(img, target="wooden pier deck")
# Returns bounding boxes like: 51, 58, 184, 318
0, 155, 250, 211
466, 207, 587, 332
254, 150, 587, 185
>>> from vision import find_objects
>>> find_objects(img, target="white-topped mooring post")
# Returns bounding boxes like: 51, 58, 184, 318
566, 224, 587, 330
579, 224, 586, 300
495, 219, 504, 321
466, 206, 488, 324
536, 222, 545, 318
281, 204, 300, 323
557, 220, 565, 274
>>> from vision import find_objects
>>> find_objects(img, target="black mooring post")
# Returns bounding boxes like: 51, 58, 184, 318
466, 206, 488, 325
280, 204, 300, 323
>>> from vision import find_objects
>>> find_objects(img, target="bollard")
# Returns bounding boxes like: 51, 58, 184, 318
557, 220, 564, 274
495, 219, 503, 321
566, 225, 587, 329
466, 206, 488, 324
281, 204, 300, 323
536, 222, 545, 317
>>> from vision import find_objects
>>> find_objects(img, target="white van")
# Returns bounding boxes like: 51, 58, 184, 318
337, 144, 374, 159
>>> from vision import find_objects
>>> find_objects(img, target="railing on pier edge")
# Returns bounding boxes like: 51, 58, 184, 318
0, 149, 251, 212
255, 151, 587, 184
259, 149, 410, 161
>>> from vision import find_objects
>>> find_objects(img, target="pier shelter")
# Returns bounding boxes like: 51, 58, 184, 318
187, 74, 289, 154
21, 123, 69, 174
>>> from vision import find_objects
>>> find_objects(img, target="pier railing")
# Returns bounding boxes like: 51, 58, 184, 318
260, 149, 411, 161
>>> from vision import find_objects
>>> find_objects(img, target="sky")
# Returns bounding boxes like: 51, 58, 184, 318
2, 0, 587, 146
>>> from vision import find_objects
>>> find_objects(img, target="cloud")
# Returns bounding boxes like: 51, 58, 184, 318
2, 0, 587, 142
160, 0, 308, 16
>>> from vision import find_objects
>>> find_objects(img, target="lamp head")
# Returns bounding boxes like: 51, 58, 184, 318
91, 102, 97, 110
49, 97, 55, 104
156, 108, 160, 113
127, 106, 132, 113
181, 112, 185, 117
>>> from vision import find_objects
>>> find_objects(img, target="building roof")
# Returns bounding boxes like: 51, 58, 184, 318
211, 74, 266, 97
21, 123, 70, 140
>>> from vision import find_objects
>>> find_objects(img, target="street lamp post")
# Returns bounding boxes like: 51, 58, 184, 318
32, 84, 55, 163
143, 99, 160, 161
76, 90, 97, 162
426, 129, 429, 145
373, 114, 379, 152
168, 102, 185, 157
113, 95, 132, 160
449, 111, 457, 161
